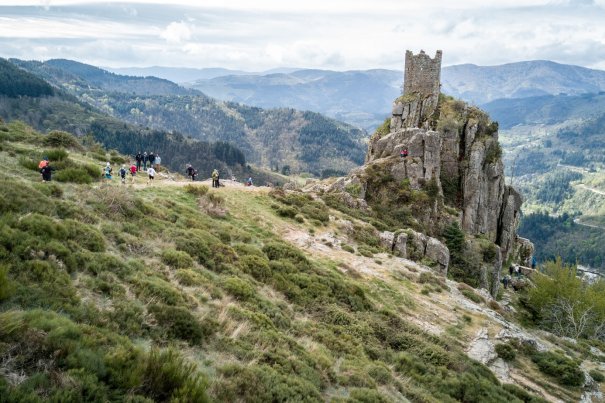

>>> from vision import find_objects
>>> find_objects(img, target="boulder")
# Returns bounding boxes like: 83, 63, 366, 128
394, 232, 408, 257
425, 237, 450, 274
379, 231, 395, 251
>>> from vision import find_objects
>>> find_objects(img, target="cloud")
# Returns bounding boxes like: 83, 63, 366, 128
0, 1, 603, 71
160, 21, 193, 44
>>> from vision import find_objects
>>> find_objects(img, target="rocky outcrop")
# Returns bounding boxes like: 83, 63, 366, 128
380, 229, 449, 275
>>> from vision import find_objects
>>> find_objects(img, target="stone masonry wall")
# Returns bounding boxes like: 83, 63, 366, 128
403, 50, 442, 98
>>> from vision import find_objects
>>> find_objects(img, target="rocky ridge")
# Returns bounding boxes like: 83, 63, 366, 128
308, 92, 526, 296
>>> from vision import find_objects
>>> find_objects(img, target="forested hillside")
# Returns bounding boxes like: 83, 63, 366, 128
0, 58, 54, 98
11, 59, 367, 176
0, 63, 249, 179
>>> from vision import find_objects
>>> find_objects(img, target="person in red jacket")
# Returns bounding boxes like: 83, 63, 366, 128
129, 163, 137, 184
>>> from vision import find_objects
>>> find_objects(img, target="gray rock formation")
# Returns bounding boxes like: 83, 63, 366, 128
380, 229, 449, 275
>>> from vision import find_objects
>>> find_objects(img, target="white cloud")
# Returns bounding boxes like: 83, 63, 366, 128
160, 21, 193, 44
0, 1, 602, 71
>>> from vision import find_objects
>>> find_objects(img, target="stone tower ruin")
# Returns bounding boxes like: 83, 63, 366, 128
403, 50, 442, 98
390, 50, 443, 130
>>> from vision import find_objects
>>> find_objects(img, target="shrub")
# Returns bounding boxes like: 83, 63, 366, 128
342, 245, 355, 253
175, 269, 206, 286
43, 130, 81, 149
275, 205, 297, 218
55, 167, 93, 184
460, 288, 485, 304
348, 387, 390, 403
149, 304, 204, 343
531, 350, 583, 387
590, 369, 605, 383
141, 349, 209, 402
161, 248, 194, 269
358, 246, 374, 257
239, 255, 271, 282
64, 220, 105, 252
82, 164, 102, 178
132, 276, 185, 306
222, 277, 255, 300
184, 184, 209, 197
0, 265, 13, 301
262, 241, 310, 268
44, 149, 68, 162
495, 343, 516, 361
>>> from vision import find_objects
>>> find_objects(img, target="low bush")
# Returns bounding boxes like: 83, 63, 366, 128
0, 265, 13, 301
44, 149, 68, 162
43, 130, 81, 149
495, 343, 516, 361
175, 269, 206, 286
239, 255, 271, 282
184, 184, 209, 197
342, 245, 355, 253
222, 277, 255, 300
131, 276, 186, 306
148, 304, 204, 344
141, 349, 209, 402
590, 369, 605, 383
531, 350, 583, 387
55, 167, 93, 184
276, 205, 297, 218
161, 248, 194, 269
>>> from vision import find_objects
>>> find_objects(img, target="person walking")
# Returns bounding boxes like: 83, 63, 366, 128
212, 169, 220, 188
135, 152, 142, 172
119, 165, 127, 184
155, 154, 161, 172
104, 162, 113, 181
38, 158, 49, 181
142, 152, 148, 171
246, 177, 253, 186
186, 164, 195, 181
147, 166, 156, 185
129, 162, 137, 184
148, 152, 156, 169
40, 162, 53, 182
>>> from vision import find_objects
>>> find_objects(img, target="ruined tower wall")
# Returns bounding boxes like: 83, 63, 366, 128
403, 50, 442, 98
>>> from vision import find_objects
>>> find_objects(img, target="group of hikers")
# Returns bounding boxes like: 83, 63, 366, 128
134, 151, 161, 172
38, 152, 255, 189
502, 257, 537, 289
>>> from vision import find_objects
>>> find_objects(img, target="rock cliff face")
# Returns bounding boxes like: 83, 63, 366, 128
318, 93, 525, 294
364, 95, 522, 261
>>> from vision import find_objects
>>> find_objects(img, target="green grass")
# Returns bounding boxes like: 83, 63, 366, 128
0, 122, 560, 402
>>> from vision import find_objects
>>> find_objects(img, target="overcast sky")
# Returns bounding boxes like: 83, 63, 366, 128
0, 0, 604, 71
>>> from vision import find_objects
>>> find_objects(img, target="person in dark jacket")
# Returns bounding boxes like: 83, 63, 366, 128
148, 152, 156, 167
142, 152, 148, 171
40, 163, 53, 182
186, 164, 195, 181
135, 152, 142, 171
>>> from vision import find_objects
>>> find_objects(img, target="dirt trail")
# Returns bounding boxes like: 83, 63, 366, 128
576, 183, 605, 196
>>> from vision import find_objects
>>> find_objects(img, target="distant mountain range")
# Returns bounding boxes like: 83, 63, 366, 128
7, 58, 366, 176
111, 61, 605, 131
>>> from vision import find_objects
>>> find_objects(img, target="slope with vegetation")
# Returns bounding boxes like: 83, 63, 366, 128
2, 119, 602, 401
10, 58, 367, 176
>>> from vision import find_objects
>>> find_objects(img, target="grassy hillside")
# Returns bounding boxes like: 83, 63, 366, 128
1, 120, 594, 402
11, 59, 367, 176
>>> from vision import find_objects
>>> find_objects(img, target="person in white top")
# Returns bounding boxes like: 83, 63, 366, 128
147, 166, 156, 185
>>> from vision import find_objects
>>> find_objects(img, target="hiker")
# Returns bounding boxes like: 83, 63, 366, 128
502, 275, 509, 289
192, 169, 198, 181
135, 152, 142, 171
129, 163, 137, 183
509, 264, 514, 277
186, 164, 195, 181
142, 152, 148, 171
104, 162, 113, 180
531, 256, 537, 270
212, 169, 220, 188
155, 154, 161, 172
38, 157, 49, 181
514, 265, 521, 279
38, 156, 49, 169
147, 166, 156, 185
148, 152, 156, 169
246, 177, 253, 186
119, 165, 127, 184
40, 162, 53, 182
400, 148, 409, 158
